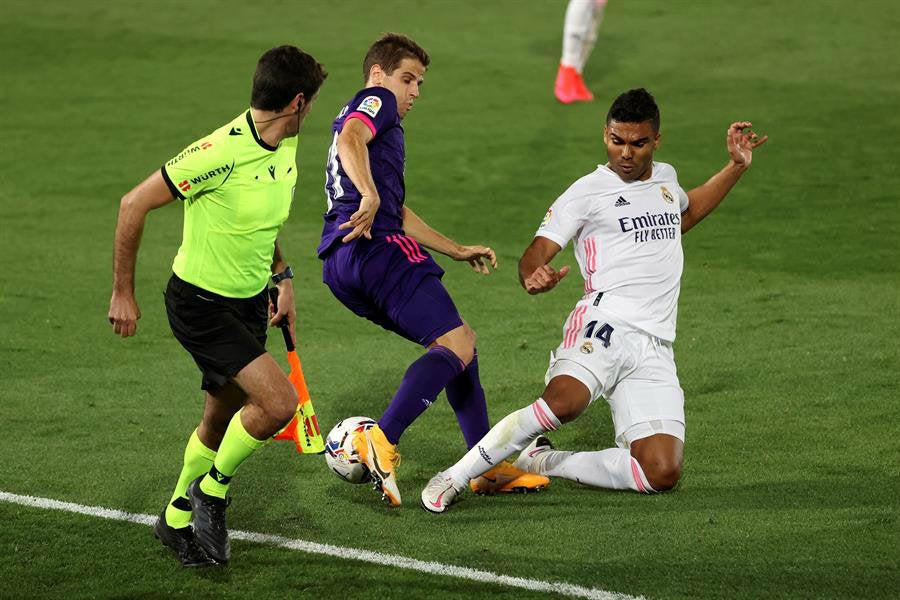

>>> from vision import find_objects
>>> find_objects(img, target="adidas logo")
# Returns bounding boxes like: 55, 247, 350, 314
614, 196, 630, 207
229, 127, 242, 136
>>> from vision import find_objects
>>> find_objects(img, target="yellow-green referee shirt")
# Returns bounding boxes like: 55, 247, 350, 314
161, 110, 298, 298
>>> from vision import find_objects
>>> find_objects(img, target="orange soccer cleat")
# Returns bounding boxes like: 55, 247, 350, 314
353, 424, 402, 506
555, 64, 594, 104
469, 460, 550, 495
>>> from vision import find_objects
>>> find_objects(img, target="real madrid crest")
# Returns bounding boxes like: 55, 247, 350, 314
660, 186, 674, 204
541, 208, 553, 227
580, 341, 594, 354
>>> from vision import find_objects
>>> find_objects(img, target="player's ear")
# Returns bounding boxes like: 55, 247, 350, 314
653, 132, 661, 149
368, 64, 384, 86
293, 93, 305, 113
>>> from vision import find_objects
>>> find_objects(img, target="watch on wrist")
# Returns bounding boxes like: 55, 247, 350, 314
271, 265, 294, 284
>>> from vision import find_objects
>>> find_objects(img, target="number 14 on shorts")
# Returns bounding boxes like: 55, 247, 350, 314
584, 320, 614, 348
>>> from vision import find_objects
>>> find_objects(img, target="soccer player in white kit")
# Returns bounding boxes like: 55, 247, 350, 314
422, 89, 767, 512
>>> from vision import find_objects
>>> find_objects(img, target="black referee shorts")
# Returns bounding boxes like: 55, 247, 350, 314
164, 274, 268, 391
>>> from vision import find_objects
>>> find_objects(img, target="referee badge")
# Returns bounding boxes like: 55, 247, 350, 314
661, 186, 674, 203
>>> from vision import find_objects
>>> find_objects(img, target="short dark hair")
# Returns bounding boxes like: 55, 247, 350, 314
606, 88, 660, 132
363, 33, 430, 81
251, 45, 327, 111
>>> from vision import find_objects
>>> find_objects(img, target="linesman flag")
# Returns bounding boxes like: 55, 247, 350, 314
268, 287, 325, 454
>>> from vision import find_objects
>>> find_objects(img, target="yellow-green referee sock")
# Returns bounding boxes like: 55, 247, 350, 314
165, 429, 216, 528
199, 408, 267, 499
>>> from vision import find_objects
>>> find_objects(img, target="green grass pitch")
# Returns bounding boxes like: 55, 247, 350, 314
0, 1, 897, 598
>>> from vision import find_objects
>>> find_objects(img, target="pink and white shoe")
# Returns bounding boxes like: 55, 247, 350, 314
513, 436, 554, 473
420, 472, 465, 514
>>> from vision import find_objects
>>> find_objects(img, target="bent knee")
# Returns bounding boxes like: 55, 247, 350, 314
543, 397, 581, 424
542, 376, 592, 424
642, 460, 682, 492
436, 323, 476, 366
269, 387, 298, 428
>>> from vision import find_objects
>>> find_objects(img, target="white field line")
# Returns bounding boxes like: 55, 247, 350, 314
0, 491, 643, 600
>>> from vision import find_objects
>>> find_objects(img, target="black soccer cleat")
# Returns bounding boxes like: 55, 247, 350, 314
153, 511, 217, 568
187, 476, 231, 564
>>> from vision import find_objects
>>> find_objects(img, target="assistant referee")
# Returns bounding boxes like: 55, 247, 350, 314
108, 46, 326, 567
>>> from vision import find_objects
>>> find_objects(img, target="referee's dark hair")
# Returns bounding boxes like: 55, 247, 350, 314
251, 46, 327, 111
607, 88, 660, 133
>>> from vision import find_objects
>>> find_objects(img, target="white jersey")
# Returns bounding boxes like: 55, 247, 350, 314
536, 161, 690, 342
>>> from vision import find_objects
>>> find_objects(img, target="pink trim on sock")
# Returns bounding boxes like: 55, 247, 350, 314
345, 112, 377, 136
532, 400, 558, 431
630, 457, 647, 493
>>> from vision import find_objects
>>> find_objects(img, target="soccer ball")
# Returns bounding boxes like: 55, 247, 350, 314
324, 416, 376, 484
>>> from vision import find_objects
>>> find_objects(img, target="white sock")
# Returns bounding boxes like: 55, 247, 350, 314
578, 0, 606, 72
561, 0, 598, 71
446, 398, 561, 484
533, 447, 656, 493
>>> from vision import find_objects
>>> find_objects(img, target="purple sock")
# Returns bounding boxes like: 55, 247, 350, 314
445, 350, 490, 448
379, 345, 465, 444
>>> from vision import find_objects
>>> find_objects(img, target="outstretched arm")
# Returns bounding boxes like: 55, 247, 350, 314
336, 119, 380, 242
519, 236, 570, 294
402, 206, 497, 274
681, 121, 768, 234
108, 170, 176, 337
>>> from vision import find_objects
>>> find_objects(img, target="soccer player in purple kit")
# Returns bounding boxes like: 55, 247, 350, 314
319, 33, 549, 506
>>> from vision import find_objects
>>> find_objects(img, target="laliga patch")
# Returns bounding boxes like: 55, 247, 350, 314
356, 95, 382, 118
540, 208, 553, 227
660, 186, 674, 203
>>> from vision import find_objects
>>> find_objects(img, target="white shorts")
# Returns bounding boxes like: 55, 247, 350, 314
546, 301, 685, 448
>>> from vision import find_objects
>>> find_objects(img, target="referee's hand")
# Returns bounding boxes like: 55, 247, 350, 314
270, 281, 297, 344
109, 291, 141, 337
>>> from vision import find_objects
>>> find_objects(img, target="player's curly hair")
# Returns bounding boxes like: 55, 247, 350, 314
607, 88, 660, 132
363, 33, 430, 81
251, 45, 327, 111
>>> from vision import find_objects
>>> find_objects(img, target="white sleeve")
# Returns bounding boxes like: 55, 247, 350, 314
661, 163, 690, 213
677, 184, 689, 213
534, 191, 585, 249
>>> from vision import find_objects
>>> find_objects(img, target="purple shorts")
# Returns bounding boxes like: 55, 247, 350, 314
322, 235, 464, 346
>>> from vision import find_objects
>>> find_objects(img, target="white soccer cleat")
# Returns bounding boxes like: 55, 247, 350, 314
513, 435, 554, 473
420, 472, 465, 514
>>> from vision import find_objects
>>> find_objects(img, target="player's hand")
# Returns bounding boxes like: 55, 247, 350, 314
270, 280, 297, 344
524, 264, 570, 294
108, 291, 141, 337
339, 193, 380, 242
726, 121, 768, 169
455, 245, 498, 275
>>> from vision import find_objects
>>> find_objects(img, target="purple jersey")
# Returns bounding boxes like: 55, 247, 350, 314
318, 87, 405, 257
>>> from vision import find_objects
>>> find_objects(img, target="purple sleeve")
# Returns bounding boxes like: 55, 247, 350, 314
343, 87, 397, 137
